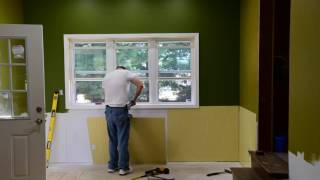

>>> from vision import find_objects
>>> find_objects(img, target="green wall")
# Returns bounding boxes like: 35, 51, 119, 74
289, 0, 320, 162
239, 0, 259, 113
0, 0, 23, 23
23, 0, 240, 112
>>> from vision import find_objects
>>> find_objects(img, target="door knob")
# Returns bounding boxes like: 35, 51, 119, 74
36, 107, 42, 113
35, 118, 43, 125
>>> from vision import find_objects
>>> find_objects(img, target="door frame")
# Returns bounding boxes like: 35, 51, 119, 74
258, 0, 291, 152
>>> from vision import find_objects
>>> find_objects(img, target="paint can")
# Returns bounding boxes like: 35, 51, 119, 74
275, 136, 287, 152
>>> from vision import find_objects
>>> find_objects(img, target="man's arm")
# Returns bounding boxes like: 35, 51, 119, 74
130, 77, 144, 106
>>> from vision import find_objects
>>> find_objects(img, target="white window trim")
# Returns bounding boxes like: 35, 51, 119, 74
64, 33, 199, 109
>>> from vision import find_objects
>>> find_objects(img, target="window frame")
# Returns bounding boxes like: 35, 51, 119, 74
64, 33, 199, 109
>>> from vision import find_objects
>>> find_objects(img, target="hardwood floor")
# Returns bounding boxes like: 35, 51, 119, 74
47, 162, 241, 180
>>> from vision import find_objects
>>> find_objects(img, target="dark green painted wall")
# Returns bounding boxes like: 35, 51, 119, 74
0, 0, 23, 23
239, 0, 259, 113
289, 0, 320, 162
23, 0, 240, 112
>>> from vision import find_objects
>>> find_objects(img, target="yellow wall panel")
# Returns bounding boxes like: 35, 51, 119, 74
87, 117, 166, 165
87, 117, 108, 164
239, 107, 257, 166
167, 106, 239, 161
129, 118, 166, 164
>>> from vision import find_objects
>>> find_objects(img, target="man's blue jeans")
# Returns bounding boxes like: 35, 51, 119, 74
105, 106, 130, 170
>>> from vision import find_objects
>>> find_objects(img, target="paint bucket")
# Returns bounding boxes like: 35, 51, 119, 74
275, 136, 287, 152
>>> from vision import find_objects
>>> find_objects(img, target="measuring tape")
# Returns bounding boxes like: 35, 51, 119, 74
46, 91, 59, 168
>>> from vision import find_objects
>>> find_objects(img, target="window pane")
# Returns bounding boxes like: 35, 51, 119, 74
158, 80, 191, 102
0, 92, 11, 117
75, 42, 106, 48
11, 39, 26, 64
12, 65, 27, 90
116, 48, 148, 71
116, 42, 148, 48
0, 39, 9, 63
129, 80, 149, 102
75, 49, 106, 78
158, 70, 191, 78
0, 66, 10, 90
158, 48, 191, 71
13, 92, 28, 117
158, 41, 191, 48
76, 81, 104, 104
132, 71, 149, 78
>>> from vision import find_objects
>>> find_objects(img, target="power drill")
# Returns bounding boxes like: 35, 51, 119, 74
145, 167, 170, 176
131, 167, 173, 180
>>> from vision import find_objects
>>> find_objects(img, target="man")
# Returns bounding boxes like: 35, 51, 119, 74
102, 66, 143, 176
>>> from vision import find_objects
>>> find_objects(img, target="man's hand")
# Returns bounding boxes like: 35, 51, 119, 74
128, 100, 136, 107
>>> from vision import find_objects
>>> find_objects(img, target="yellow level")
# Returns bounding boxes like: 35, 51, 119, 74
46, 91, 59, 168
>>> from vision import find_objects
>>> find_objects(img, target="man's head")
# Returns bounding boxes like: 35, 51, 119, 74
116, 66, 127, 70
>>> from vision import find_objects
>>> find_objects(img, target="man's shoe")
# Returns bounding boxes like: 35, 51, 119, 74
108, 168, 118, 173
119, 169, 132, 176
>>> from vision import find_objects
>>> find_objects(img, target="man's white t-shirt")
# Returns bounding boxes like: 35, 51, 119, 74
102, 69, 137, 107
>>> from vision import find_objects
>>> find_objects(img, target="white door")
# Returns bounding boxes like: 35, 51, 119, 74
0, 24, 45, 180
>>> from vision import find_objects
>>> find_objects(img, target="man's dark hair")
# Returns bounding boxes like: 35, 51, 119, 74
116, 66, 127, 70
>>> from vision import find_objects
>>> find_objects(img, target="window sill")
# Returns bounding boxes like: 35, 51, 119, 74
65, 103, 199, 110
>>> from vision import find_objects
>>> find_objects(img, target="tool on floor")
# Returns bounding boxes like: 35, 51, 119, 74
131, 167, 174, 180
46, 91, 59, 168
147, 175, 174, 180
206, 168, 232, 176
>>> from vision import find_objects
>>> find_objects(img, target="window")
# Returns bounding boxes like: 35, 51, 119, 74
64, 34, 199, 109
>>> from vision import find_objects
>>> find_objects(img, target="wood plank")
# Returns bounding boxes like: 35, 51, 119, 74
250, 151, 288, 178
231, 168, 266, 180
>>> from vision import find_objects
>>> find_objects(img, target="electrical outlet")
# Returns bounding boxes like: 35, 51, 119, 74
91, 144, 96, 150
59, 89, 64, 96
